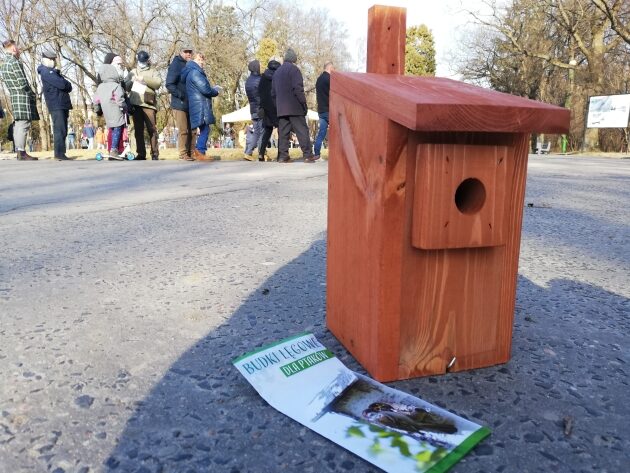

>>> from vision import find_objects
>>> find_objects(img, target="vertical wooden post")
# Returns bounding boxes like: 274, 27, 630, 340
367, 5, 406, 74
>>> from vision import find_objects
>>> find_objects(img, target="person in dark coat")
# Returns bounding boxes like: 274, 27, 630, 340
271, 48, 313, 163
244, 59, 262, 160
257, 59, 280, 161
165, 45, 194, 160
38, 49, 73, 160
313, 62, 334, 161
180, 53, 221, 160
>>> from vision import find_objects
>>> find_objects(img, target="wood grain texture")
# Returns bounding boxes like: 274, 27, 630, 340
326, 110, 532, 380
494, 134, 530, 363
367, 5, 406, 74
412, 144, 508, 249
332, 72, 570, 133
326, 93, 408, 381
397, 132, 530, 378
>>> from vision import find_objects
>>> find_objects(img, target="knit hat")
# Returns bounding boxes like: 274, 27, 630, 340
137, 50, 149, 63
42, 49, 56, 59
283, 48, 297, 63
248, 59, 260, 75
103, 52, 116, 64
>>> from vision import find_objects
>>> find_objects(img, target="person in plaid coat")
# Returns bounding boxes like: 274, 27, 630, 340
0, 39, 39, 160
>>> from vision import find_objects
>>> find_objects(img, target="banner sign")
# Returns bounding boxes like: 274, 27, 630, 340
234, 333, 490, 473
586, 94, 630, 128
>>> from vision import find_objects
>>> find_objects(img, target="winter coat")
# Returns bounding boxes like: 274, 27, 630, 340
83, 124, 95, 138
125, 64, 162, 111
245, 72, 261, 118
0, 53, 39, 121
271, 61, 307, 118
165, 55, 188, 111
258, 61, 280, 127
315, 70, 331, 114
37, 64, 72, 111
181, 61, 219, 129
94, 64, 126, 128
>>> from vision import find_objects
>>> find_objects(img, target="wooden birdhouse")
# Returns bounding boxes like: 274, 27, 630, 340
326, 5, 570, 381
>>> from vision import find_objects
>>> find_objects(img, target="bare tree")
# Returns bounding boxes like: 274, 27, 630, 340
458, 0, 630, 151
257, 1, 350, 108
591, 0, 630, 44
0, 0, 352, 149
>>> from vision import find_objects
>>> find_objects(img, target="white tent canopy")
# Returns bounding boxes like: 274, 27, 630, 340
221, 106, 319, 124
221, 106, 251, 124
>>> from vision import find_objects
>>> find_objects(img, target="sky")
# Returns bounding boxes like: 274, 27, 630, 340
300, 0, 487, 78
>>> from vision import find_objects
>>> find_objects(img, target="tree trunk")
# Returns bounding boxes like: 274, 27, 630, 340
582, 16, 607, 151
38, 105, 51, 151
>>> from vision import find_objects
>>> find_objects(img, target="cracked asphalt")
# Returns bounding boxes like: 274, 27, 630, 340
0, 155, 628, 473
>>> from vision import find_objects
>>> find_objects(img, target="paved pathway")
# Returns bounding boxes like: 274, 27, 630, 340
0, 156, 628, 472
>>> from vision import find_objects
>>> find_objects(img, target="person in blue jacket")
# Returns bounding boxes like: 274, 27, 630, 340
37, 49, 73, 160
180, 53, 221, 160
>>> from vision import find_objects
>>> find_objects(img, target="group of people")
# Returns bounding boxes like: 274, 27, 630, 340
0, 39, 163, 161
158, 125, 180, 149
0, 39, 332, 163
64, 122, 102, 150
93, 50, 162, 160
165, 47, 221, 161
243, 50, 332, 163
166, 45, 332, 163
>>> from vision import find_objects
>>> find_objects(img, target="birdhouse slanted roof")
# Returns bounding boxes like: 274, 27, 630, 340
332, 72, 570, 134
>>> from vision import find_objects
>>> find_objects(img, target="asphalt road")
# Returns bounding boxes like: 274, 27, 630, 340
0, 156, 628, 473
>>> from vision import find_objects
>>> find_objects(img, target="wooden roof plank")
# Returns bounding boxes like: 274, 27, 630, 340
332, 72, 570, 133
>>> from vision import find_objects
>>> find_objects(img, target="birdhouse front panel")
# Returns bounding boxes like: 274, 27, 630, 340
412, 142, 509, 250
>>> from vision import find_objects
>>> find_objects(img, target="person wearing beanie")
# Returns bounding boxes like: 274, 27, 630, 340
166, 45, 194, 160
284, 48, 298, 64
103, 52, 116, 64
38, 49, 73, 160
271, 48, 314, 163
257, 59, 281, 161
0, 39, 39, 160
244, 59, 263, 160
125, 50, 162, 160
312, 61, 334, 162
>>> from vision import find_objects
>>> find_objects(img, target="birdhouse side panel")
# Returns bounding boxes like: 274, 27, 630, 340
326, 94, 409, 381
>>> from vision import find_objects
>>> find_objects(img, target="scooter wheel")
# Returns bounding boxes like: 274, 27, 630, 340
95, 153, 103, 161
126, 152, 135, 161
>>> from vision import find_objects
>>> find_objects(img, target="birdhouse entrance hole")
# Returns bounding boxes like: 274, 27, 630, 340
455, 178, 486, 215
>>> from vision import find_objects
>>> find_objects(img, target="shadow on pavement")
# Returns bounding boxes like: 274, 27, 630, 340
104, 241, 629, 472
